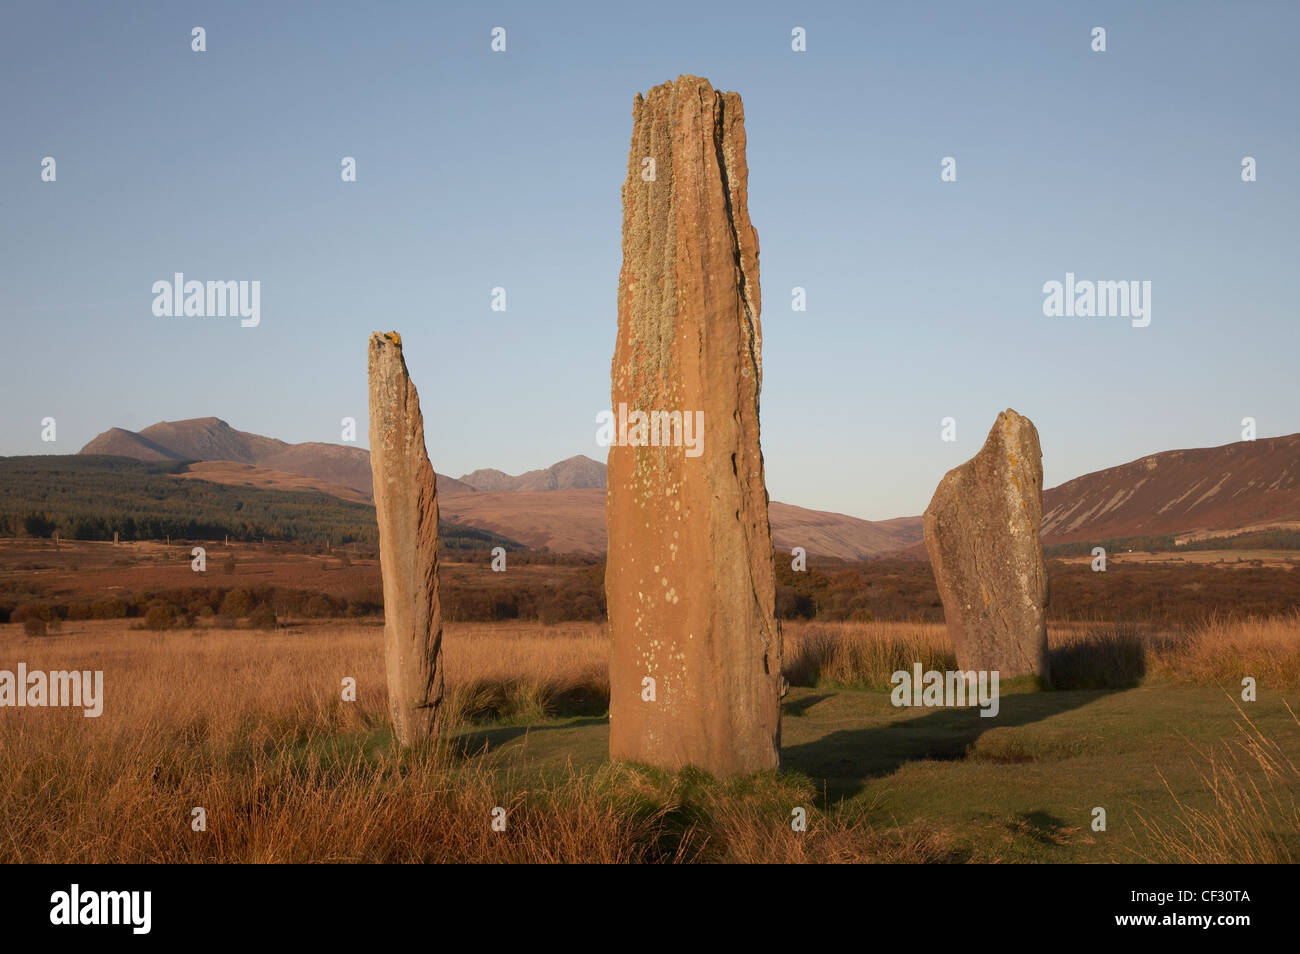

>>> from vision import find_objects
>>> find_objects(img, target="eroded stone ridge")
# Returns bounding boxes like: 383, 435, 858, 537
923, 408, 1050, 681
606, 76, 782, 776
367, 331, 444, 744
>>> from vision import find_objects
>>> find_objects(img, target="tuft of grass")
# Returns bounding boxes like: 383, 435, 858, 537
1048, 622, 1149, 690
447, 674, 608, 726
965, 726, 1091, 764
784, 622, 955, 689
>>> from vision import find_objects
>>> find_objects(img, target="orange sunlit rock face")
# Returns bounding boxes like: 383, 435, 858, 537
606, 76, 782, 776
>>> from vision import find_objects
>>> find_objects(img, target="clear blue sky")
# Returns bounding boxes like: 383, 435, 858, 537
2, 1, 1296, 520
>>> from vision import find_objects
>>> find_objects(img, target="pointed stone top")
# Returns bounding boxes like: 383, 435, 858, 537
990, 407, 1037, 446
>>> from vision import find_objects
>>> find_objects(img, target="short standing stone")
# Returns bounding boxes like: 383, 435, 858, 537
606, 76, 782, 776
923, 409, 1050, 681
367, 331, 444, 744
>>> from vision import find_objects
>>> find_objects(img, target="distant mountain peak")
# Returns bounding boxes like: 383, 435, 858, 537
458, 455, 607, 492
76, 417, 1295, 559
76, 418, 605, 501
81, 418, 369, 495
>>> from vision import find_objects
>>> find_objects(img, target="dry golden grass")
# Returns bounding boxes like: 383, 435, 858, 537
782, 611, 1300, 691
783, 621, 954, 689
0, 619, 955, 862
0, 619, 611, 745
0, 620, 616, 862
2, 612, 1297, 862
1147, 612, 1300, 688
440, 621, 609, 725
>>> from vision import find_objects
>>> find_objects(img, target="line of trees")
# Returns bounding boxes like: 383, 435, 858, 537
1176, 528, 1300, 551
7, 557, 1297, 629
1045, 529, 1300, 557
0, 455, 519, 550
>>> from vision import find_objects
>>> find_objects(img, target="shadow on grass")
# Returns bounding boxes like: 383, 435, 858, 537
452, 716, 608, 757
784, 626, 1150, 801
783, 693, 832, 717
401, 629, 1151, 801
783, 686, 1126, 803
1007, 810, 1076, 847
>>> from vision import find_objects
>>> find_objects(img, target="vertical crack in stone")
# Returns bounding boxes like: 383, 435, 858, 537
712, 92, 761, 389
713, 91, 778, 696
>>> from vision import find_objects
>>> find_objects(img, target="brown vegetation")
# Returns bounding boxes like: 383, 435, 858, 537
1, 614, 1296, 862
784, 613, 1300, 691
4, 541, 1296, 632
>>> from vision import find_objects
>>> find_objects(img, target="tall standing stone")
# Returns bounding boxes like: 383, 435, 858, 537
606, 76, 782, 776
923, 408, 1050, 681
367, 331, 444, 745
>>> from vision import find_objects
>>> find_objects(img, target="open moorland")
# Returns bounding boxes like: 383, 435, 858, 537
2, 538, 1297, 629
2, 607, 1298, 863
